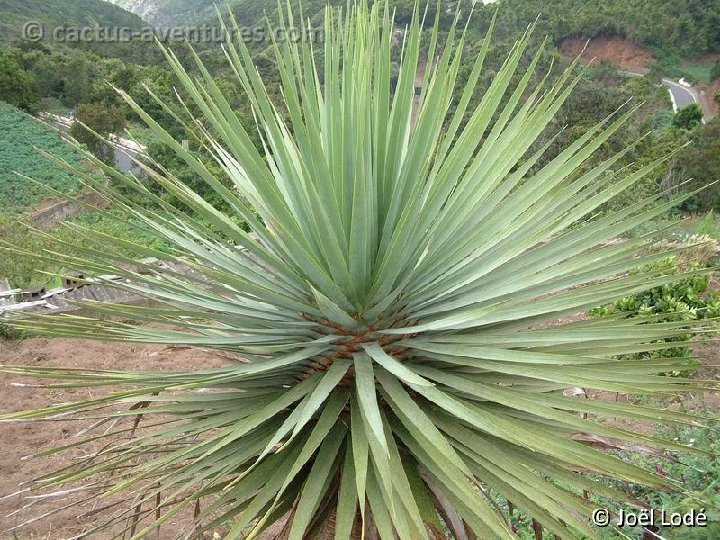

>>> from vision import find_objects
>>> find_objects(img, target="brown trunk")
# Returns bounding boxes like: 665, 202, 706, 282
363, 504, 381, 540
421, 472, 471, 540
532, 519, 543, 540
256, 511, 292, 539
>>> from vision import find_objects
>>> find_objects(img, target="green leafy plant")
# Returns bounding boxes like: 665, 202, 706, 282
672, 104, 704, 131
2, 2, 718, 539
0, 103, 85, 213
592, 257, 720, 376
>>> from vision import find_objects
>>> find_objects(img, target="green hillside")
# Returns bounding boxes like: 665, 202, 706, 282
105, 0, 720, 60
0, 0, 146, 42
0, 103, 85, 213
491, 0, 720, 58
106, 0, 329, 28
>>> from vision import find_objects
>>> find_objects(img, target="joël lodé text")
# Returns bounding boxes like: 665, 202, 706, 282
616, 508, 708, 528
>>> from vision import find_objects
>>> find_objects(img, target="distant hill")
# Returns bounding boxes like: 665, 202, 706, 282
103, 0, 216, 27
490, 0, 720, 58
103, 0, 720, 60
0, 0, 146, 42
104, 0, 369, 28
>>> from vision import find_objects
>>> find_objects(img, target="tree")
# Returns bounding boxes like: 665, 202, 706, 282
711, 59, 720, 82
673, 118, 720, 211
2, 3, 715, 538
70, 103, 127, 163
672, 103, 704, 130
0, 49, 39, 111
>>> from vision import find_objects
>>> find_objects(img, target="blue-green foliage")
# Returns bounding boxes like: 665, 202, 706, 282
503, 419, 720, 540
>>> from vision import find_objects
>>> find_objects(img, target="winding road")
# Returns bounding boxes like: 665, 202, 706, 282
40, 113, 148, 174
662, 78, 700, 113
619, 71, 705, 119
110, 136, 146, 174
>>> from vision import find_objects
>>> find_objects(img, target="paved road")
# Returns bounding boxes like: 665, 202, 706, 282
661, 78, 699, 112
619, 71, 704, 118
112, 140, 145, 174
41, 113, 148, 174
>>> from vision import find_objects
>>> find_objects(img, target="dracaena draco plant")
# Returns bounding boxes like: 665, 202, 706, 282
2, 1, 719, 538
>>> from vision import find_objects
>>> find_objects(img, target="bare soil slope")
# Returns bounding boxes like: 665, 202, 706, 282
560, 36, 652, 72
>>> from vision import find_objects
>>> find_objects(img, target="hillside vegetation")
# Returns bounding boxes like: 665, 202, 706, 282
489, 0, 720, 57
0, 103, 84, 213
106, 0, 720, 61
0, 0, 146, 41
1, 0, 720, 290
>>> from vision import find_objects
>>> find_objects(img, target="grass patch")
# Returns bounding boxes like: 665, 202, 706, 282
0, 209, 171, 289
651, 52, 718, 85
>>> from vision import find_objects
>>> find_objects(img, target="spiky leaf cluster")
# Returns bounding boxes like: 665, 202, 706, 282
2, 2, 718, 539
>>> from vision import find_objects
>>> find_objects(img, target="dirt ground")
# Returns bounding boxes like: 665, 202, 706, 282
698, 79, 720, 119
559, 36, 653, 72
1, 336, 719, 539
560, 37, 720, 121
0, 337, 226, 540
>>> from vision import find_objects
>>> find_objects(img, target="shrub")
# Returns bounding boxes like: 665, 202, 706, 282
0, 319, 24, 341
620, 421, 720, 540
2, 3, 717, 538
70, 103, 127, 163
672, 103, 704, 131
711, 59, 720, 82
0, 49, 39, 111
591, 257, 720, 375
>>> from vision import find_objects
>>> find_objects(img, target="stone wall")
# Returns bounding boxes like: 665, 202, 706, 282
29, 191, 110, 231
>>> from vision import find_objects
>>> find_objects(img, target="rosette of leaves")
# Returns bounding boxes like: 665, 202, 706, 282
2, 1, 718, 539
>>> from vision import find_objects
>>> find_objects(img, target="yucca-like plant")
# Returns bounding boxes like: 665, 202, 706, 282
2, 2, 718, 538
